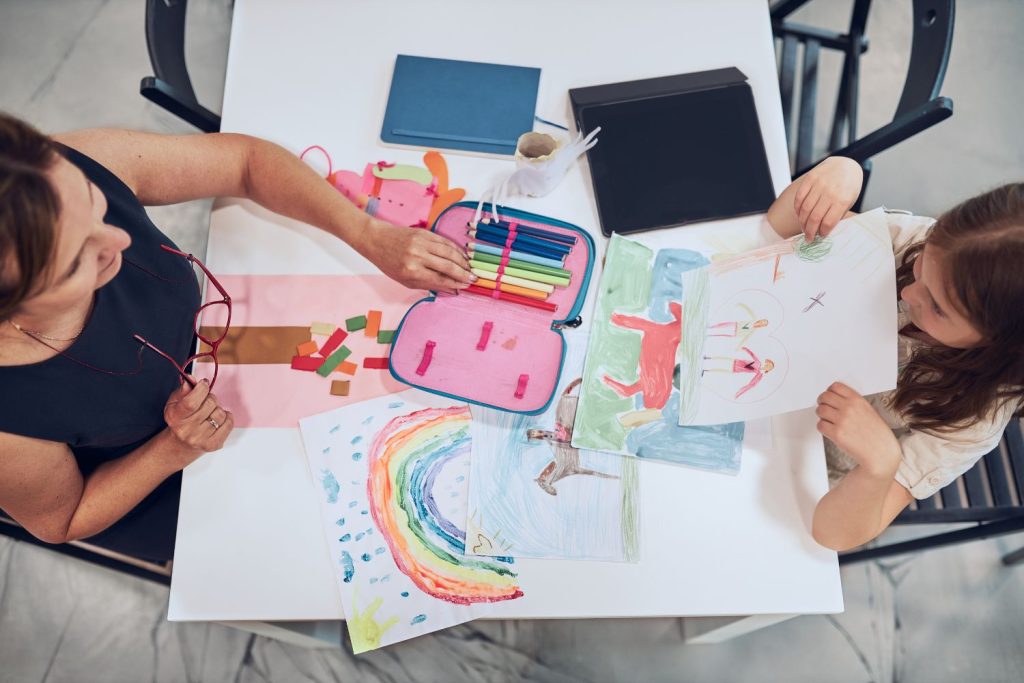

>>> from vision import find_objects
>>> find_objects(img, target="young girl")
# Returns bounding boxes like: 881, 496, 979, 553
766, 157, 1024, 551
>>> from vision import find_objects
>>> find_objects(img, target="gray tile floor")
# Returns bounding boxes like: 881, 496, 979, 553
1, 1, 1023, 681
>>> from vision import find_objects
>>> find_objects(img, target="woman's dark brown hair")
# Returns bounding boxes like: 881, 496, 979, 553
0, 112, 61, 322
893, 183, 1024, 431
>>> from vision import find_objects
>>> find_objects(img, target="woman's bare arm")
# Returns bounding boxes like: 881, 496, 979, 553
0, 377, 229, 544
52, 129, 474, 293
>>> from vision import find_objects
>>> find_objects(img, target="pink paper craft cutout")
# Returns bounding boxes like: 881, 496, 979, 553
193, 274, 421, 428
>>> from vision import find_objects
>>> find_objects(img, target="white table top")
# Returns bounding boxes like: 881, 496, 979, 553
168, 0, 842, 622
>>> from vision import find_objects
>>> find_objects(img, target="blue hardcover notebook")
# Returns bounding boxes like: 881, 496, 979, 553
381, 55, 541, 156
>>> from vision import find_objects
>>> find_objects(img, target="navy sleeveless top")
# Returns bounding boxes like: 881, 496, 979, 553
0, 145, 200, 561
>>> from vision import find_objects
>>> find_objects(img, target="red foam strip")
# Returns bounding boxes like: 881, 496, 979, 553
291, 355, 324, 371
362, 357, 390, 370
318, 328, 349, 357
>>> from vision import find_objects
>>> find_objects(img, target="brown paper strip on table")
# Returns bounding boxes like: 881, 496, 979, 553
196, 326, 312, 364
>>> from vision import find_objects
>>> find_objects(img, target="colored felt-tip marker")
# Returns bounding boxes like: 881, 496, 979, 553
476, 219, 577, 246
469, 259, 569, 287
471, 224, 573, 255
468, 241, 567, 268
468, 249, 572, 279
463, 284, 558, 312
468, 230, 566, 261
470, 268, 555, 294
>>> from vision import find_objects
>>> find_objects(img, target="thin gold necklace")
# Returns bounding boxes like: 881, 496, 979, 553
7, 318, 84, 342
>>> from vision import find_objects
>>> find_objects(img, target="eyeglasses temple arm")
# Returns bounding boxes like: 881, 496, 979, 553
133, 334, 197, 388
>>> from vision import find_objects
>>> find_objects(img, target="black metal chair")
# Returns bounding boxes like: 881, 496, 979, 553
841, 419, 1024, 565
140, 0, 221, 132
772, 0, 955, 208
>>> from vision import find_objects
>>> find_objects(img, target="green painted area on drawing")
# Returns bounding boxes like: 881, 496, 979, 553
573, 235, 652, 451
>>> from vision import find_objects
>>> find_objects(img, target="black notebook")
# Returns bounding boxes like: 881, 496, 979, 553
570, 67, 776, 236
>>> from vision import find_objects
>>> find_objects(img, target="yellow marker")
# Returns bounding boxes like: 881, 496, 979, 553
471, 275, 549, 301
470, 268, 554, 294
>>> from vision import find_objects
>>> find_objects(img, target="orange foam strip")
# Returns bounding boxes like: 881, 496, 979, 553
296, 340, 319, 357
365, 310, 382, 338
337, 360, 358, 375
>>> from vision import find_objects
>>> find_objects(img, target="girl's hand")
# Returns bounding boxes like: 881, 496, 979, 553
163, 377, 234, 461
358, 219, 476, 294
816, 382, 901, 478
794, 157, 863, 241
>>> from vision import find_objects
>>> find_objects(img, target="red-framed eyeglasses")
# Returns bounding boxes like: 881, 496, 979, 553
133, 244, 232, 389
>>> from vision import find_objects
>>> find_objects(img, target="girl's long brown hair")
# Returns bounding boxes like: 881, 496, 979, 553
0, 112, 60, 322
892, 184, 1024, 431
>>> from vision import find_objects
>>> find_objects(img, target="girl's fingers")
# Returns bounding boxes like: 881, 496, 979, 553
828, 381, 856, 397
819, 203, 846, 236
799, 193, 825, 240
794, 176, 813, 216
817, 389, 844, 410
815, 404, 840, 423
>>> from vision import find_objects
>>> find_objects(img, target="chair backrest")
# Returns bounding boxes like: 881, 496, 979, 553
773, 0, 956, 179
894, 0, 955, 119
897, 419, 1024, 524
145, 0, 200, 107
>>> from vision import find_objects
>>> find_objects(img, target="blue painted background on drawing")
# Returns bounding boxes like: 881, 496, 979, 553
624, 247, 745, 473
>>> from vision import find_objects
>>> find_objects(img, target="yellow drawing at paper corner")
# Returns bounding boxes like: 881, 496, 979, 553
348, 593, 400, 654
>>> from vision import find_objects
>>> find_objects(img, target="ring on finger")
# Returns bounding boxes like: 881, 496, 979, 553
208, 417, 220, 430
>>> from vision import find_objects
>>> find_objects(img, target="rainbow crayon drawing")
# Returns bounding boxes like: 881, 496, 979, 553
367, 404, 522, 604
299, 393, 522, 654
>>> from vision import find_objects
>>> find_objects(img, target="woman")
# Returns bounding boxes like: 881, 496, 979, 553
0, 113, 475, 561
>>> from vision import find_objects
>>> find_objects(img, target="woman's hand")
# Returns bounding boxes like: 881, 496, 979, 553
163, 377, 234, 461
356, 219, 476, 294
816, 382, 901, 478
793, 157, 863, 240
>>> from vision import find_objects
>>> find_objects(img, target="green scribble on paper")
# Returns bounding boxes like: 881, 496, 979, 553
620, 456, 640, 562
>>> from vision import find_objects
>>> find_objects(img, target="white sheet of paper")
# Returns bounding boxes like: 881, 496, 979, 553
678, 209, 898, 425
298, 391, 523, 653
467, 333, 640, 562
